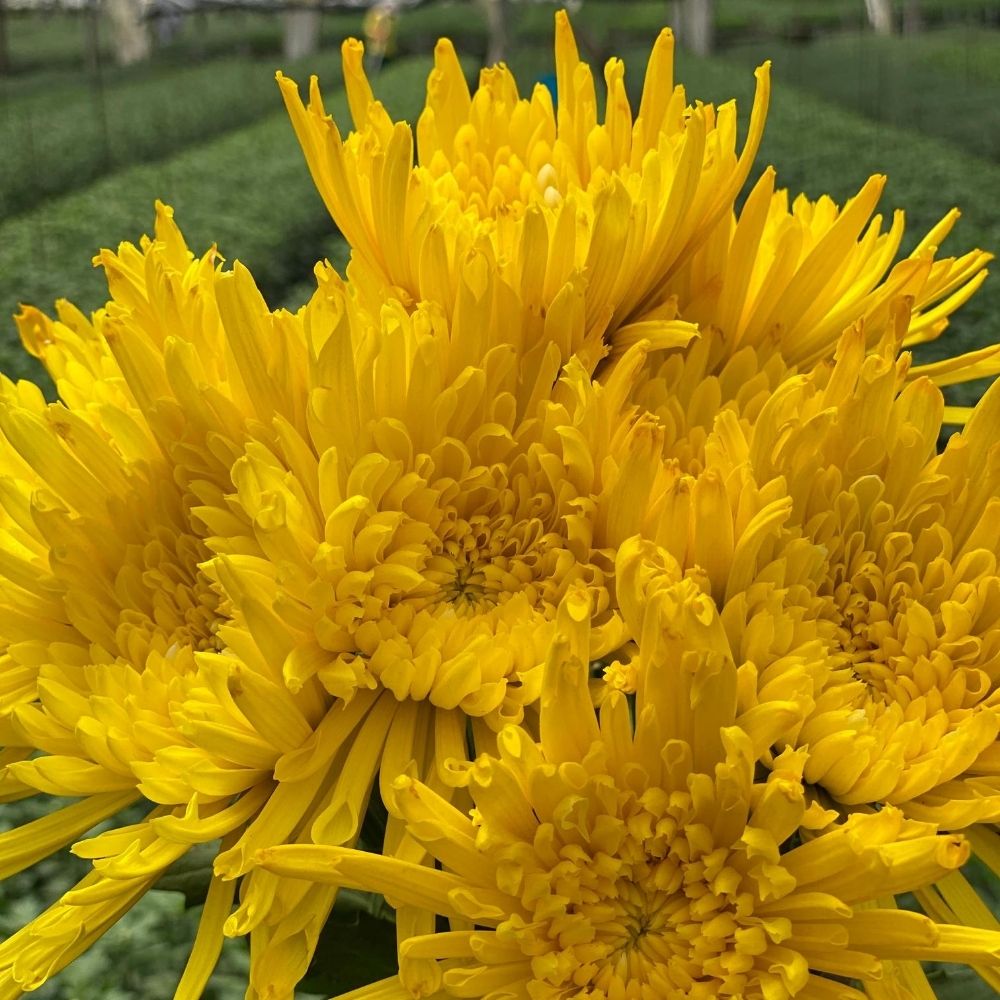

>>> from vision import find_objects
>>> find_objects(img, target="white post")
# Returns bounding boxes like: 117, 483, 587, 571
284, 0, 322, 62
675, 0, 715, 56
105, 0, 151, 66
864, 0, 894, 35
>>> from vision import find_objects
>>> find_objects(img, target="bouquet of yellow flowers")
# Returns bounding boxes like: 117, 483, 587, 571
0, 13, 998, 1000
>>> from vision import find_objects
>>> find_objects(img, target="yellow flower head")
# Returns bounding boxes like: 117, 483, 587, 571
279, 13, 992, 420
0, 208, 324, 998
277, 12, 765, 357
0, 201, 311, 762
258, 577, 1000, 1000
627, 192, 993, 478
0, 206, 252, 775
621, 317, 1000, 991
665, 173, 993, 394
0, 212, 664, 998
730, 324, 1000, 831
198, 260, 660, 859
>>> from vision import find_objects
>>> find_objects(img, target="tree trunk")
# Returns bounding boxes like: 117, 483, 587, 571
902, 0, 922, 34
865, 0, 894, 35
105, 0, 151, 66
0, 0, 9, 77
673, 0, 715, 56
84, 0, 102, 75
283, 2, 321, 63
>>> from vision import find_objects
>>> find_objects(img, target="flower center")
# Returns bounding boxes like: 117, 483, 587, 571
422, 510, 552, 617
424, 135, 566, 218
115, 532, 227, 663
834, 568, 895, 700
825, 519, 995, 716
441, 560, 488, 607
502, 784, 790, 999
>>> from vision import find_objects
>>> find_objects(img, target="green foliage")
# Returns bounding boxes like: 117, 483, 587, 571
912, 24, 1000, 84
27, 893, 252, 1000
725, 28, 1000, 162
2, 8, 112, 74
0, 56, 439, 384
3, 53, 338, 217
299, 890, 398, 995
2, 8, 282, 76
0, 798, 251, 1000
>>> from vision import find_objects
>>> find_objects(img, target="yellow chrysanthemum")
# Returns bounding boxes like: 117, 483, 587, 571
634, 318, 1000, 990
258, 574, 1000, 1000
0, 200, 310, 739
279, 13, 992, 413
197, 258, 659, 856
0, 204, 665, 997
277, 11, 761, 359
626, 305, 1000, 823
0, 223, 213, 721
0, 205, 254, 811
730, 326, 1000, 829
625, 198, 992, 477
0, 207, 326, 998
664, 172, 994, 402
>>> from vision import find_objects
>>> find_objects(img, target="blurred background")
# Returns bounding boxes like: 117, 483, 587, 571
0, 0, 999, 996
1, 0, 999, 388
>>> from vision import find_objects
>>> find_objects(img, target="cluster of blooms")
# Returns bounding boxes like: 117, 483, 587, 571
2, 13, 1000, 1000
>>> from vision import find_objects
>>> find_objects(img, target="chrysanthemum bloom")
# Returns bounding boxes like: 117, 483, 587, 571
0, 202, 309, 714
0, 207, 323, 998
729, 328, 1000, 827
197, 257, 659, 850
0, 203, 264, 775
258, 575, 1000, 1000
279, 13, 992, 420
277, 11, 761, 360
0, 212, 664, 996
625, 214, 991, 483
186, 262, 662, 994
628, 308, 1000, 818
177, 264, 655, 993
641, 321, 1000, 990
660, 171, 994, 416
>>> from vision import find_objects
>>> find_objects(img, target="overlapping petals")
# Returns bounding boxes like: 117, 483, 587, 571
0, 11, 997, 1000
277, 11, 759, 359
259, 582, 1000, 1000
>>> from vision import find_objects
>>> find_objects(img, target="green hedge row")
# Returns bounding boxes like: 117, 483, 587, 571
725, 29, 1000, 163
7, 0, 994, 83
0, 55, 437, 384
2, 8, 284, 76
2, 51, 356, 217
5, 1, 992, 164
713, 0, 998, 39
914, 24, 1000, 84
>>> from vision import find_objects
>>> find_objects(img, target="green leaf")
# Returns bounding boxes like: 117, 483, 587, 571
299, 890, 398, 994
155, 841, 220, 908
359, 790, 389, 853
